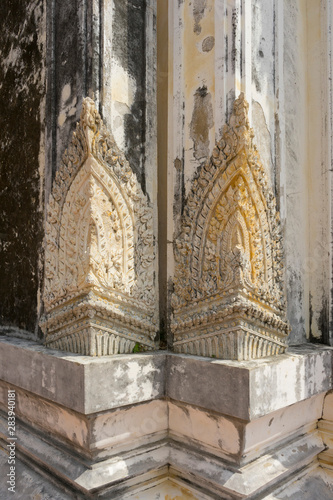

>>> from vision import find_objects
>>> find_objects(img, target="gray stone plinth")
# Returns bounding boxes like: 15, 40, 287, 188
0, 336, 333, 498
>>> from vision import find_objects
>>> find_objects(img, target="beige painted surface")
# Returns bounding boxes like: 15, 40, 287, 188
90, 400, 168, 456
244, 394, 325, 460
0, 380, 89, 450
323, 392, 333, 421
169, 401, 241, 459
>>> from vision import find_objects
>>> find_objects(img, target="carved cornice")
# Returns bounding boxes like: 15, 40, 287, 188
172, 94, 289, 360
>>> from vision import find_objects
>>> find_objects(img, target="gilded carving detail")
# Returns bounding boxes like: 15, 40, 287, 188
172, 94, 289, 360
41, 98, 157, 355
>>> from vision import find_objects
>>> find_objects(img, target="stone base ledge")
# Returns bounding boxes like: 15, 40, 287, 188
0, 336, 332, 419
1, 337, 333, 498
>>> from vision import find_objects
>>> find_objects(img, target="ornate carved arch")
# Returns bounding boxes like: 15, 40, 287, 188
172, 94, 289, 360
40, 98, 157, 355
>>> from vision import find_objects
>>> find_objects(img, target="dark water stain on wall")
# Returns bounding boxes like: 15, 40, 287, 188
0, 0, 45, 335
173, 156, 185, 234
190, 86, 214, 162
112, 0, 147, 193
287, 271, 306, 344
49, 0, 95, 180
309, 294, 329, 345
49, 0, 149, 194
193, 0, 207, 35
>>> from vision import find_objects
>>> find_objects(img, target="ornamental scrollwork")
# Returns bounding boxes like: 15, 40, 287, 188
41, 98, 157, 355
172, 94, 289, 360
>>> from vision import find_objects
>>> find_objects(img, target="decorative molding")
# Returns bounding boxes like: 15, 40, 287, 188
172, 93, 290, 359
40, 98, 157, 355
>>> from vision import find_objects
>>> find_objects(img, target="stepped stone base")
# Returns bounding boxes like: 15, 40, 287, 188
0, 337, 333, 498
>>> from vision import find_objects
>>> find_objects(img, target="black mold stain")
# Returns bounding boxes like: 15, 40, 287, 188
0, 0, 45, 335
173, 156, 185, 232
318, 299, 329, 344
52, 0, 90, 178
112, 0, 147, 193
231, 8, 238, 73
193, 0, 207, 35
274, 111, 281, 208
190, 86, 214, 162
252, 62, 261, 92
50, 0, 148, 194
287, 271, 306, 344
309, 294, 329, 345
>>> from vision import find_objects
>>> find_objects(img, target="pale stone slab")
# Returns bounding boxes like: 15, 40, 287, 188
0, 379, 168, 460
0, 412, 169, 495
248, 344, 333, 418
89, 400, 168, 459
168, 394, 325, 465
323, 391, 333, 420
0, 379, 89, 452
168, 401, 243, 462
83, 353, 166, 413
0, 336, 85, 412
0, 336, 166, 414
167, 346, 333, 420
0, 337, 331, 420
0, 410, 324, 500
169, 432, 324, 499
0, 338, 332, 498
167, 353, 250, 419
243, 393, 325, 463
319, 390, 333, 469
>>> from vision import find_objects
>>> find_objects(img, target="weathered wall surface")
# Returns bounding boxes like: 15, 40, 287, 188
0, 0, 158, 340
106, 0, 147, 187
166, 0, 333, 346
306, 0, 333, 345
45, 0, 159, 334
282, 0, 309, 343
46, 0, 156, 201
0, 0, 46, 337
0, 0, 331, 346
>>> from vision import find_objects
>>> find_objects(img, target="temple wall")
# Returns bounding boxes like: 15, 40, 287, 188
0, 0, 46, 338
1, 1, 333, 499
0, 0, 159, 342
166, 0, 333, 345
0, 1, 331, 351
306, 0, 333, 344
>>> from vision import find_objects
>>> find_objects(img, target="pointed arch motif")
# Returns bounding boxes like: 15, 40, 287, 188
172, 94, 289, 360
40, 98, 157, 355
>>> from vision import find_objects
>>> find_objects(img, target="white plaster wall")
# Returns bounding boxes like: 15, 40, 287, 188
306, 0, 332, 343
281, 0, 309, 343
